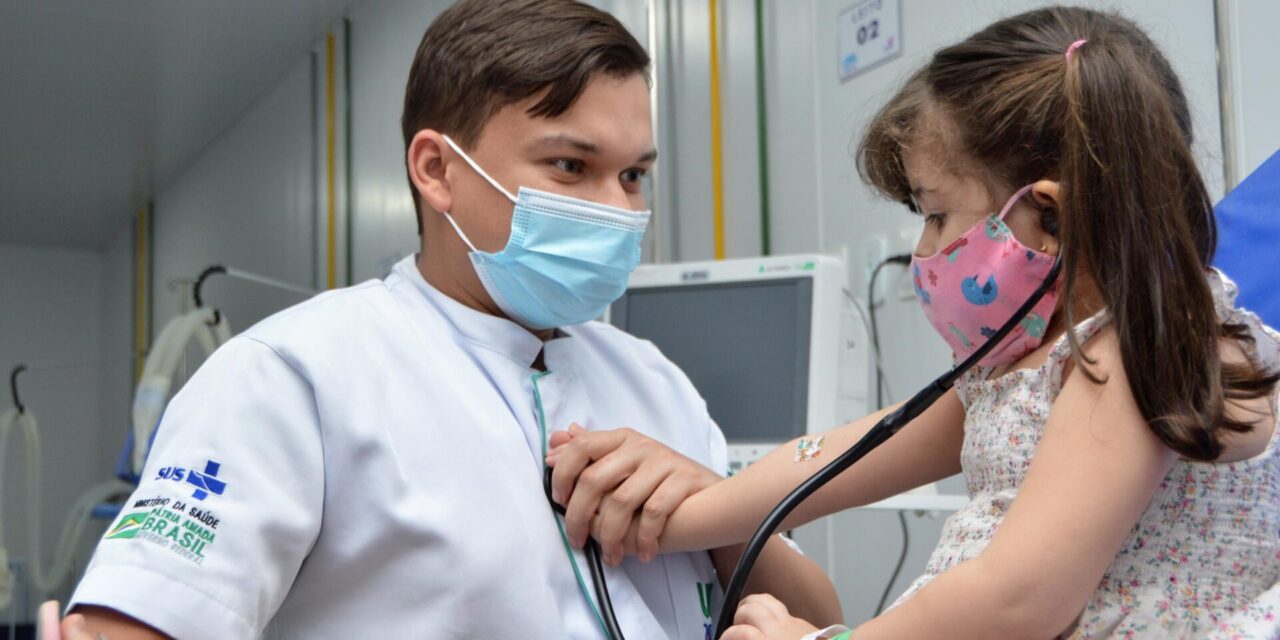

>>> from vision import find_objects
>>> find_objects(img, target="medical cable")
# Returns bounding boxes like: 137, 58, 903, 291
841, 290, 893, 405
875, 513, 910, 615
542, 467, 626, 640
844, 278, 909, 611
713, 256, 1062, 638
866, 254, 914, 614
867, 255, 912, 408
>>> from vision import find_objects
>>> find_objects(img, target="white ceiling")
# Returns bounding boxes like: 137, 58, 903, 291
0, 0, 364, 249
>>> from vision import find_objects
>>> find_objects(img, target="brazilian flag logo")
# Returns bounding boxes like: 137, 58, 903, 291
105, 511, 148, 540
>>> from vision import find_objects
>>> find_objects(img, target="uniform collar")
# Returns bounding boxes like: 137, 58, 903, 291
396, 256, 546, 369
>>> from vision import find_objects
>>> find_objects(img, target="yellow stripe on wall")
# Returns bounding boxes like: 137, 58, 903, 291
326, 32, 337, 289
134, 207, 147, 382
709, 0, 726, 260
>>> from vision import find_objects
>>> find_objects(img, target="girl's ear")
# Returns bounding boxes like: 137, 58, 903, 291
1030, 179, 1062, 209
1030, 179, 1063, 252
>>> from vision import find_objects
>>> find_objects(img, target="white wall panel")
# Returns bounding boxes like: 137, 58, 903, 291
346, 0, 452, 283
0, 243, 121, 618
1221, 0, 1280, 185
97, 225, 136, 475
152, 57, 316, 350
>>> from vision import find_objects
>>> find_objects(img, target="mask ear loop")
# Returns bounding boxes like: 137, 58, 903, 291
436, 134, 521, 253
439, 209, 481, 253
996, 184, 1038, 221
441, 134, 519, 204
1000, 184, 1058, 257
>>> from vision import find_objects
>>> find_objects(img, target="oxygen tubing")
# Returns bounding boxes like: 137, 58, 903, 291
131, 308, 231, 473
0, 408, 133, 603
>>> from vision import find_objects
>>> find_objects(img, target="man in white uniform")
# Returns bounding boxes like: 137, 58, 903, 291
52, 0, 839, 638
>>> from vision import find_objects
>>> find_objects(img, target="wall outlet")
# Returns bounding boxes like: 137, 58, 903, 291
862, 236, 889, 293
838, 244, 852, 287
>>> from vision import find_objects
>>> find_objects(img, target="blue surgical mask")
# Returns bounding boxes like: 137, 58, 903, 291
439, 134, 651, 330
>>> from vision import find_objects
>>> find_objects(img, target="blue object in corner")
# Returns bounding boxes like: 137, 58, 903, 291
1214, 149, 1280, 329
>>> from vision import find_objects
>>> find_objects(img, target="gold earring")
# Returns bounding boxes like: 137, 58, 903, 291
1040, 243, 1049, 252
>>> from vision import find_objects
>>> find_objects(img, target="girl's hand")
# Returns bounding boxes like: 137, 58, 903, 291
38, 601, 64, 640
546, 424, 721, 564
721, 593, 822, 640
37, 601, 96, 640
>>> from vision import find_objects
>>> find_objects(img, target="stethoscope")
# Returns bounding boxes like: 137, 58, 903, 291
543, 256, 1061, 640
711, 256, 1063, 637
543, 466, 627, 640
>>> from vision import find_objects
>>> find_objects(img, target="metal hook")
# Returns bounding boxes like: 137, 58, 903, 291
193, 265, 227, 325
10, 364, 26, 414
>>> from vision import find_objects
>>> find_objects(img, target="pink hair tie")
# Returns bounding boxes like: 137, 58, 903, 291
1065, 39, 1088, 61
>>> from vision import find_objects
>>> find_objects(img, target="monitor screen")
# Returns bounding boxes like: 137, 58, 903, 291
610, 277, 812, 442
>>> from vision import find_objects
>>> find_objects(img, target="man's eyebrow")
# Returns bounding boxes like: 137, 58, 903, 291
527, 134, 658, 164
527, 134, 601, 155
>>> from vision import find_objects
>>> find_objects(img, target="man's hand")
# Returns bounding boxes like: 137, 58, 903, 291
720, 593, 823, 640
545, 424, 721, 565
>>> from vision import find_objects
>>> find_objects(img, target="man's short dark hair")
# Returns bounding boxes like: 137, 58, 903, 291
402, 0, 650, 233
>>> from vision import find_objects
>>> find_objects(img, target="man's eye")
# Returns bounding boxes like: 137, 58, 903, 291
552, 159, 584, 174
620, 168, 647, 184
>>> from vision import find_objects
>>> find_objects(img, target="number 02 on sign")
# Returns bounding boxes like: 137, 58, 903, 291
837, 0, 902, 81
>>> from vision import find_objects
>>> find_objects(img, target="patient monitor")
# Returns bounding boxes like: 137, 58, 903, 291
608, 254, 870, 473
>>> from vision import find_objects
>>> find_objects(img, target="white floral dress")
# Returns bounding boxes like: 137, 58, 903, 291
892, 271, 1280, 639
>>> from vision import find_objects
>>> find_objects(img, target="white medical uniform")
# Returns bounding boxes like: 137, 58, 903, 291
70, 256, 728, 639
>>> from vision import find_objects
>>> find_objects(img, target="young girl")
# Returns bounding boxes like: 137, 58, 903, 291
562, 6, 1280, 639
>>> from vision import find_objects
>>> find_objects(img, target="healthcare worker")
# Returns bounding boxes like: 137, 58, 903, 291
48, 1, 840, 638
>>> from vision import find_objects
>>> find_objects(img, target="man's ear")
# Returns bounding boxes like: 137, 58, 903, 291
407, 130, 453, 215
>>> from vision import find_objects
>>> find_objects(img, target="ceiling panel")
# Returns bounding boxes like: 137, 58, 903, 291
0, 0, 365, 248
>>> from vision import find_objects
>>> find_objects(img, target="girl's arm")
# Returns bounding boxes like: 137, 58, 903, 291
852, 329, 1177, 638
710, 536, 844, 627
659, 388, 968, 554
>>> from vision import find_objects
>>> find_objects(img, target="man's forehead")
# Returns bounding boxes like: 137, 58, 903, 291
481, 77, 654, 159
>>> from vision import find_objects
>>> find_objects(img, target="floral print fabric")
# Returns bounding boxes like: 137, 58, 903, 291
891, 270, 1280, 639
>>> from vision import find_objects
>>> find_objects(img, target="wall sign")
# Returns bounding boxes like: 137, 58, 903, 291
837, 0, 902, 81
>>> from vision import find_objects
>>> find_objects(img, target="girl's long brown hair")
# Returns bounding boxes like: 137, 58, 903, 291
858, 6, 1277, 460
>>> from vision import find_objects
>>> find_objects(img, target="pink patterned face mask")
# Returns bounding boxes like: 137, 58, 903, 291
910, 184, 1060, 367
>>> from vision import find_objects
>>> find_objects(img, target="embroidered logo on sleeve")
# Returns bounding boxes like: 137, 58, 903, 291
155, 459, 227, 501
105, 460, 229, 565
104, 497, 220, 565
104, 511, 148, 539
